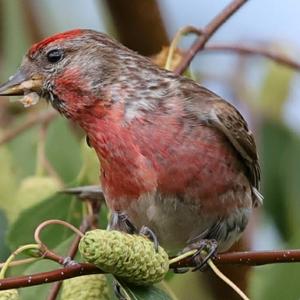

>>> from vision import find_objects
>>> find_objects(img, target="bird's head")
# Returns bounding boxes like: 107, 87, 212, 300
0, 29, 126, 119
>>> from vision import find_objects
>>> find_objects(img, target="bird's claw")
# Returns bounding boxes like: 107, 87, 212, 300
139, 225, 159, 252
121, 214, 138, 234
189, 239, 218, 271
109, 212, 138, 234
110, 213, 159, 252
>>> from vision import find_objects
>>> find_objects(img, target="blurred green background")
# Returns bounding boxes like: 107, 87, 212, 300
1, 1, 300, 299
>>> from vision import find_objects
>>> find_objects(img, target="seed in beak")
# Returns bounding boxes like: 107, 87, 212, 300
19, 91, 40, 108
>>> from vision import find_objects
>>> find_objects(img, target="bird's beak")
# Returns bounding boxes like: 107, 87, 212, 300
0, 70, 43, 96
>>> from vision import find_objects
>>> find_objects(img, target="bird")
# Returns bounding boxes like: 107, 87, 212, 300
0, 29, 262, 257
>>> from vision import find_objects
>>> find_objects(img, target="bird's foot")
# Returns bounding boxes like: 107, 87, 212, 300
139, 225, 159, 252
109, 212, 159, 252
109, 212, 138, 234
172, 239, 218, 273
187, 239, 218, 271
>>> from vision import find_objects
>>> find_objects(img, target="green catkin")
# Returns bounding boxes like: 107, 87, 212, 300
0, 289, 19, 300
79, 230, 169, 285
11, 176, 60, 221
61, 274, 110, 300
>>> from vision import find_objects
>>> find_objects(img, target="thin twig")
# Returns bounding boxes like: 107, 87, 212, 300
42, 251, 65, 266
42, 158, 65, 187
47, 199, 102, 300
174, 0, 248, 75
0, 109, 57, 146
165, 26, 202, 71
207, 259, 249, 300
0, 244, 41, 279
47, 217, 92, 300
0, 258, 39, 270
34, 219, 84, 247
33, 219, 84, 268
204, 43, 300, 70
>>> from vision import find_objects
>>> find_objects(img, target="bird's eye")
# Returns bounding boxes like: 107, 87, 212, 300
46, 49, 64, 63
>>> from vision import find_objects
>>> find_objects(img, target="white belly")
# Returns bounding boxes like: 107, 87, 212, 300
122, 192, 251, 255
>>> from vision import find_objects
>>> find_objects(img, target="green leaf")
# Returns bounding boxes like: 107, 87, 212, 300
280, 133, 300, 238
8, 124, 38, 180
118, 280, 174, 300
0, 145, 18, 221
106, 275, 174, 300
0, 209, 10, 260
7, 193, 82, 250
99, 204, 109, 229
251, 263, 300, 300
9, 175, 61, 223
260, 119, 295, 239
2, 0, 30, 78
46, 118, 82, 183
77, 138, 100, 185
259, 62, 294, 120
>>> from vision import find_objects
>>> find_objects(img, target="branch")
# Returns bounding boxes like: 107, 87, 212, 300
218, 249, 300, 265
0, 109, 57, 146
1, 248, 300, 290
47, 218, 92, 300
0, 263, 101, 290
174, 0, 248, 75
170, 249, 300, 269
102, 0, 169, 56
204, 43, 300, 70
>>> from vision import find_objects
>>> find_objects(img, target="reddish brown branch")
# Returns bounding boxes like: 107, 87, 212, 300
170, 249, 300, 269
174, 0, 248, 75
0, 263, 101, 290
1, 248, 300, 290
204, 43, 300, 70
216, 249, 300, 266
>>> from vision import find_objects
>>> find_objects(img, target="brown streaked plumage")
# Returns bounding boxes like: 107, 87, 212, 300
0, 29, 262, 255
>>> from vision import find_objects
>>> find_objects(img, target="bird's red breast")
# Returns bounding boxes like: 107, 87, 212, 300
76, 96, 248, 217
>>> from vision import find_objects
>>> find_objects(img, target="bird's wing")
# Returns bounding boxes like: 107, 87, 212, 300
210, 100, 260, 186
183, 83, 263, 206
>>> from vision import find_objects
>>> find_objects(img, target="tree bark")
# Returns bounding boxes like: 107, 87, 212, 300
103, 0, 169, 55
